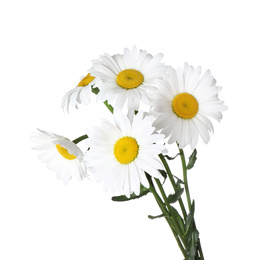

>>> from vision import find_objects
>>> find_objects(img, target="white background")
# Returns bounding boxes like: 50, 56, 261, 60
1, 0, 261, 259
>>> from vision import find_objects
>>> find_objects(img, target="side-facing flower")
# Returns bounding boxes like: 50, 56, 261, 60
89, 46, 167, 110
61, 73, 101, 113
151, 64, 227, 149
84, 109, 165, 197
31, 129, 88, 184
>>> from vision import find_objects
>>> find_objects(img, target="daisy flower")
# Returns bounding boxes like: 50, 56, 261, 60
31, 129, 88, 184
61, 73, 101, 113
151, 64, 227, 149
84, 109, 165, 197
89, 46, 167, 110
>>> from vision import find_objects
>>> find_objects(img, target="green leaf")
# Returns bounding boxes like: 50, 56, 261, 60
187, 149, 197, 170
164, 153, 180, 160
158, 169, 167, 179
173, 175, 184, 185
187, 230, 199, 260
148, 213, 168, 220
167, 188, 184, 204
111, 185, 150, 202
185, 201, 195, 235
91, 86, 100, 95
170, 206, 185, 234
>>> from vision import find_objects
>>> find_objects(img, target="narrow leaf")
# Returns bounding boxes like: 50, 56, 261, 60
185, 200, 195, 235
158, 169, 167, 179
148, 213, 167, 220
111, 185, 150, 202
187, 230, 199, 260
173, 175, 184, 185
167, 188, 184, 204
164, 153, 180, 160
187, 149, 197, 170
170, 206, 185, 234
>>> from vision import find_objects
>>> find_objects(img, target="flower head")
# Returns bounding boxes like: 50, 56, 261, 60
84, 109, 165, 197
90, 46, 167, 110
151, 64, 227, 149
61, 73, 101, 113
31, 129, 88, 184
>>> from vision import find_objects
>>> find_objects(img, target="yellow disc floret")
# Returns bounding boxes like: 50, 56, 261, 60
172, 93, 199, 119
56, 144, 77, 160
78, 73, 95, 87
114, 137, 139, 164
117, 69, 144, 89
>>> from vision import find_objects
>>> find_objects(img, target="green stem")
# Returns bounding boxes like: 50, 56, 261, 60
91, 86, 114, 113
72, 134, 88, 144
159, 154, 187, 220
146, 175, 187, 258
104, 100, 114, 113
154, 178, 186, 246
178, 148, 205, 259
179, 148, 192, 210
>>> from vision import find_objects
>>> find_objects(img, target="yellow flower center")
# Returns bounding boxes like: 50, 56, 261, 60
114, 137, 139, 164
116, 69, 144, 89
78, 73, 95, 87
172, 93, 199, 119
56, 144, 77, 160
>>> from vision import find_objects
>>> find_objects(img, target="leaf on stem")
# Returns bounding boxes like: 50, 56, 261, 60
170, 206, 185, 234
187, 230, 200, 260
111, 185, 150, 202
185, 200, 195, 235
91, 86, 100, 95
187, 149, 197, 170
164, 154, 180, 161
158, 169, 167, 179
148, 213, 168, 220
167, 188, 184, 204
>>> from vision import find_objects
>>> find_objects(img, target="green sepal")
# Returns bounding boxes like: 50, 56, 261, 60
148, 213, 168, 220
111, 185, 150, 202
167, 188, 184, 204
185, 200, 195, 235
187, 230, 200, 260
187, 149, 197, 170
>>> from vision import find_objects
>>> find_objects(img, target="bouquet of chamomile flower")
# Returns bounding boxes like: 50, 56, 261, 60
31, 46, 227, 260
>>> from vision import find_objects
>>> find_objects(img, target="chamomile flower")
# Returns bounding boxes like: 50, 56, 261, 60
84, 109, 165, 197
151, 64, 227, 149
31, 129, 88, 184
61, 73, 101, 113
89, 46, 167, 110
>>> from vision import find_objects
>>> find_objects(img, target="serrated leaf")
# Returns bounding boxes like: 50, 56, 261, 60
167, 188, 184, 204
187, 149, 197, 170
187, 230, 199, 260
111, 185, 150, 202
185, 201, 195, 235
